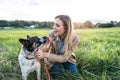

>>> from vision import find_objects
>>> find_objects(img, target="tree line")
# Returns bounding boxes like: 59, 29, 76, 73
0, 20, 53, 29
74, 20, 120, 29
0, 20, 120, 29
96, 21, 120, 28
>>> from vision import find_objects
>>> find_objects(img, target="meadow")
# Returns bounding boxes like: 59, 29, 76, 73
0, 27, 120, 80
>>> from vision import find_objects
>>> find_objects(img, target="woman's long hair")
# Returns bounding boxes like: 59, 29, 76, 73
55, 15, 74, 53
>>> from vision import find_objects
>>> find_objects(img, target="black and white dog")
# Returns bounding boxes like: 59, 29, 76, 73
18, 35, 47, 80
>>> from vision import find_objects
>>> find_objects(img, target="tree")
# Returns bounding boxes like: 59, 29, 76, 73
83, 20, 93, 28
0, 20, 9, 27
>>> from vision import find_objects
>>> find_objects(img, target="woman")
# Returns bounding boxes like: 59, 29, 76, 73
35, 15, 80, 79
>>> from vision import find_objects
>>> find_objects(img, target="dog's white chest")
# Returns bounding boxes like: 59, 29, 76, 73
18, 48, 41, 80
18, 52, 40, 70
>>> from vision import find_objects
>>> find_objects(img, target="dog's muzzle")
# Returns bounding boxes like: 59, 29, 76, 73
39, 36, 48, 44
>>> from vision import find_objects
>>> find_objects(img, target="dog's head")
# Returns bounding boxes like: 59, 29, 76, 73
19, 35, 48, 52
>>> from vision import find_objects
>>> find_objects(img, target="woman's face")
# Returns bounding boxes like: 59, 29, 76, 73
52, 18, 66, 36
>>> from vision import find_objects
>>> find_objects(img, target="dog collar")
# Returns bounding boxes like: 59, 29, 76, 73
25, 57, 35, 60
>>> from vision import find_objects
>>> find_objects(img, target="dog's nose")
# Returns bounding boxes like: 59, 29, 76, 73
39, 36, 48, 44
39, 37, 44, 43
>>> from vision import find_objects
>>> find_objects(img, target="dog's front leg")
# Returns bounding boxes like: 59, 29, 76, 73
35, 62, 41, 80
22, 73, 28, 80
36, 68, 41, 80
21, 69, 29, 80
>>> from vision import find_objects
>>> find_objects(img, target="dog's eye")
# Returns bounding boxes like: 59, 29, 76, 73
27, 47, 34, 52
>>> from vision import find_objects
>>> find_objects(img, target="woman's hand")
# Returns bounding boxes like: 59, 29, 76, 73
34, 37, 51, 60
35, 49, 49, 60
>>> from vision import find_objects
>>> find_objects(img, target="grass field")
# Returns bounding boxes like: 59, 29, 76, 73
0, 27, 120, 80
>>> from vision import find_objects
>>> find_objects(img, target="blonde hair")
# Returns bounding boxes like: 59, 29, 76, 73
55, 15, 74, 53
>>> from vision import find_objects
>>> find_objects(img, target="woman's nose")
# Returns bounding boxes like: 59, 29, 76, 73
52, 25, 56, 29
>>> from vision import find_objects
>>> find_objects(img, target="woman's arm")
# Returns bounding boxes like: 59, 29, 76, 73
47, 35, 80, 63
35, 34, 80, 63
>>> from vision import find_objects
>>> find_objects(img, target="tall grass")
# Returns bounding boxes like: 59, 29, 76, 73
76, 27, 120, 80
0, 27, 120, 80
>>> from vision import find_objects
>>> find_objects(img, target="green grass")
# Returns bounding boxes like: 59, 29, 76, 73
0, 27, 120, 80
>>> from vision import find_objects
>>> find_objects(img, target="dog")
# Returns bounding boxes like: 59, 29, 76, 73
18, 35, 47, 80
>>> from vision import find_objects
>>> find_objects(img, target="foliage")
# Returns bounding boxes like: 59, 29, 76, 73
0, 27, 120, 80
0, 20, 54, 29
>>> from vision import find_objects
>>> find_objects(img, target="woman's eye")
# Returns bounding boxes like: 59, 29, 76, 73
56, 24, 60, 27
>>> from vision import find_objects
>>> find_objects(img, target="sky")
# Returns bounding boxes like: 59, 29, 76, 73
0, 0, 120, 23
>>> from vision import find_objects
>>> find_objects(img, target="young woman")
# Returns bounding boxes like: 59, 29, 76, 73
35, 15, 80, 79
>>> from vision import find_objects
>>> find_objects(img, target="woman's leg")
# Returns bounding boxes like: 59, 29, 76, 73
49, 62, 63, 79
49, 62, 78, 79
63, 62, 78, 74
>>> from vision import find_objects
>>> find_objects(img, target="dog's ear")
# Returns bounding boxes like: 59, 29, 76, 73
27, 35, 30, 39
19, 39, 29, 45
